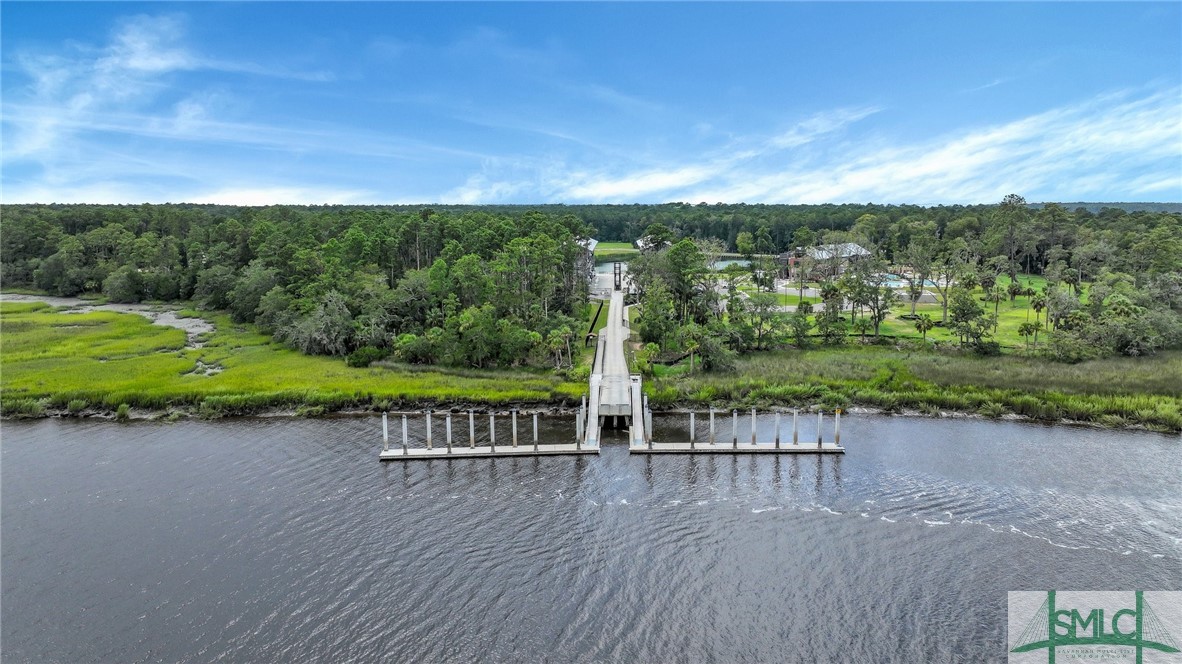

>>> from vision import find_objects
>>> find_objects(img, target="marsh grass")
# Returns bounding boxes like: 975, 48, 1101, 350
650, 347, 1182, 431
1, 303, 585, 417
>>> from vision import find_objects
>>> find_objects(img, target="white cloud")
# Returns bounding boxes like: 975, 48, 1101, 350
769, 106, 881, 149
0, 182, 375, 206
187, 187, 374, 206
452, 87, 1180, 204
2, 13, 333, 161
561, 166, 716, 201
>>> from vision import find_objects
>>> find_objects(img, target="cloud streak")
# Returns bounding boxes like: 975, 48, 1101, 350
450, 88, 1181, 204
2, 14, 334, 159
2, 10, 1177, 206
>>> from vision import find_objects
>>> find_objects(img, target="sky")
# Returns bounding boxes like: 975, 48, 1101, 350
2, 2, 1180, 205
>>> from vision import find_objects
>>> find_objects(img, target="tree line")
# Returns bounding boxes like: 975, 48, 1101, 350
2, 199, 1179, 369
625, 196, 1181, 370
1, 205, 594, 370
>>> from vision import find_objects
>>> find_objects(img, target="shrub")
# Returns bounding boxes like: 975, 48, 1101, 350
67, 399, 88, 414
565, 364, 591, 382
347, 346, 389, 368
977, 401, 1005, 418
115, 403, 131, 421
102, 265, 144, 303
1, 398, 45, 417
972, 340, 1002, 356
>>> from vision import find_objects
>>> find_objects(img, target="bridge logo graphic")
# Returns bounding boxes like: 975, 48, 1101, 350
1009, 591, 1181, 663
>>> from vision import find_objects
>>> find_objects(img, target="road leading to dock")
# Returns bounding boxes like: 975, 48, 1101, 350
597, 289, 631, 417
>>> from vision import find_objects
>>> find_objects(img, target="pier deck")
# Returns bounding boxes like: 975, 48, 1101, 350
630, 442, 844, 454
597, 290, 632, 417
380, 443, 598, 461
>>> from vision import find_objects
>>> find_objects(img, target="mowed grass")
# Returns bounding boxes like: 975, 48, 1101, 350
593, 241, 638, 255
881, 274, 1059, 348
1, 302, 585, 417
648, 346, 1182, 431
594, 241, 638, 262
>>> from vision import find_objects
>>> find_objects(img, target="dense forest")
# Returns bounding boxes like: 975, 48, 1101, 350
1, 205, 595, 369
2, 199, 1180, 369
623, 196, 1182, 368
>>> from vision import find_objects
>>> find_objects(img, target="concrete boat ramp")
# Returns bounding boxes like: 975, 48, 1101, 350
381, 284, 843, 460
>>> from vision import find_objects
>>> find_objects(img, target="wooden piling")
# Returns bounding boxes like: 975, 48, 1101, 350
469, 410, 475, 448
426, 411, 433, 450
533, 412, 539, 452
835, 409, 841, 446
689, 411, 696, 449
775, 411, 781, 449
490, 414, 496, 452
401, 414, 409, 454
382, 412, 389, 451
512, 410, 519, 448
577, 398, 585, 442
751, 408, 757, 445
817, 411, 823, 448
793, 409, 798, 445
446, 413, 453, 453
709, 408, 716, 444
731, 410, 738, 448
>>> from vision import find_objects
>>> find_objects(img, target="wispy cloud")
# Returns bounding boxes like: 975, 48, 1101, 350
0, 13, 459, 203
447, 106, 884, 203
961, 77, 1013, 94
188, 186, 373, 206
447, 88, 1181, 204
769, 106, 881, 149
2, 13, 334, 158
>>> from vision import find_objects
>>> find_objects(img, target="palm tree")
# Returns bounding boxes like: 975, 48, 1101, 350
546, 329, 566, 369
1107, 294, 1137, 318
1007, 280, 1025, 302
989, 284, 1007, 329
1018, 321, 1037, 349
914, 314, 935, 343
1031, 291, 1047, 325
853, 317, 873, 341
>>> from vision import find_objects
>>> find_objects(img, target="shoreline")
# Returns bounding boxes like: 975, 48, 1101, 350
3, 294, 1178, 433
5, 401, 1177, 434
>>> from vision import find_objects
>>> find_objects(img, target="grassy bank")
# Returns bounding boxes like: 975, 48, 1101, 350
1, 302, 584, 418
646, 346, 1182, 432
593, 241, 638, 262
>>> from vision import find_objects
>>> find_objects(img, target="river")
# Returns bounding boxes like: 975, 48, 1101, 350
2, 415, 1179, 662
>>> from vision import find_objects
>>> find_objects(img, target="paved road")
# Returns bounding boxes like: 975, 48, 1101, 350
598, 290, 631, 416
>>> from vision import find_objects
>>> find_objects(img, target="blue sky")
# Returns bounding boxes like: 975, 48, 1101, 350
2, 2, 1180, 205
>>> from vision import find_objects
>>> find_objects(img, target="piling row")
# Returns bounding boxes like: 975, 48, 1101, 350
629, 408, 845, 455
382, 407, 843, 460
379, 408, 600, 460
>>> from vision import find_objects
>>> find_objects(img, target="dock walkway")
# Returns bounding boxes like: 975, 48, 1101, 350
381, 260, 845, 459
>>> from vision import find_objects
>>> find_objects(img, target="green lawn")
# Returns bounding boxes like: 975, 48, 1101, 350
593, 241, 637, 255
1, 302, 584, 417
593, 241, 638, 261
883, 274, 1068, 348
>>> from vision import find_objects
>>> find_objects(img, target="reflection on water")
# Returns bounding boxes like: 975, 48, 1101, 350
2, 415, 1179, 662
